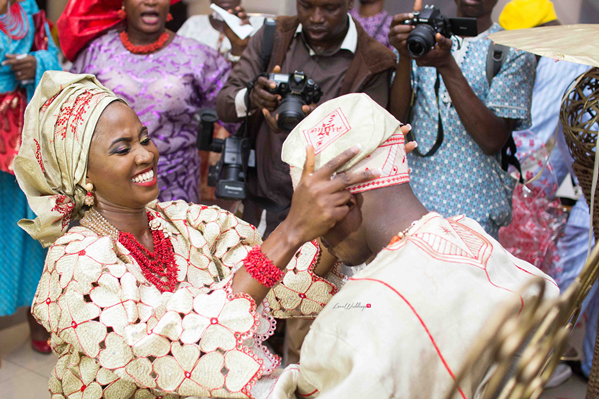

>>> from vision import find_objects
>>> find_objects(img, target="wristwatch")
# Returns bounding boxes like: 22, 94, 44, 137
227, 53, 242, 63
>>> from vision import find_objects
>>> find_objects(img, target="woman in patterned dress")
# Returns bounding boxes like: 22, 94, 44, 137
61, 0, 232, 204
14, 71, 375, 398
0, 0, 61, 353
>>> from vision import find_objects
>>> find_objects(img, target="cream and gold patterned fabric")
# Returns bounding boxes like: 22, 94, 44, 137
33, 199, 338, 399
269, 214, 560, 399
14, 71, 121, 248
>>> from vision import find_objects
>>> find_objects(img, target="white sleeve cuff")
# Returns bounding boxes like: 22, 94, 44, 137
235, 88, 249, 118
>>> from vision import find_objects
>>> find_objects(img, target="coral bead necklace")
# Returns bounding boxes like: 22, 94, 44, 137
0, 2, 28, 40
81, 208, 179, 293
119, 30, 170, 54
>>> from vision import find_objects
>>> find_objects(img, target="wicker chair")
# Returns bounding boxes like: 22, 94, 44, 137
445, 244, 599, 399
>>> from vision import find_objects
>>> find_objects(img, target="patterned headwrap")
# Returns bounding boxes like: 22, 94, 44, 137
14, 71, 121, 247
282, 93, 410, 193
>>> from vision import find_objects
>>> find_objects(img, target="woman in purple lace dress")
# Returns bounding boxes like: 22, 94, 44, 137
69, 0, 230, 203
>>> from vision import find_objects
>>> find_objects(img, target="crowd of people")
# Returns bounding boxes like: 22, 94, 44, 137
0, 0, 594, 397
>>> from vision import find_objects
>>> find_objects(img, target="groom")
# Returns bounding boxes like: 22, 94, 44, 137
267, 93, 559, 399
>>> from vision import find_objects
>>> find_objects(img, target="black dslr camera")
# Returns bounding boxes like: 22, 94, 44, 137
266, 71, 323, 133
403, 5, 478, 58
196, 109, 255, 200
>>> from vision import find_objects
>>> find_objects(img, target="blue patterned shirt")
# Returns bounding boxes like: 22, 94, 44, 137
408, 23, 536, 238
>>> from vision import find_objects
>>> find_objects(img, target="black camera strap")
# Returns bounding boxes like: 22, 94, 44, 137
373, 14, 392, 39
239, 20, 290, 214
408, 71, 444, 158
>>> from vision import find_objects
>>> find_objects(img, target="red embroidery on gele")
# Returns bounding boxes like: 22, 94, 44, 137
80, 385, 86, 392
40, 92, 59, 114
51, 195, 75, 230
302, 108, 351, 154
33, 139, 45, 173
71, 321, 77, 328
78, 250, 86, 256
299, 293, 306, 299
54, 90, 107, 142
210, 318, 218, 325
185, 372, 191, 378
46, 298, 51, 304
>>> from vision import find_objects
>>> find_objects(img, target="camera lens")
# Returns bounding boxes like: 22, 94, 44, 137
406, 24, 437, 58
277, 95, 308, 132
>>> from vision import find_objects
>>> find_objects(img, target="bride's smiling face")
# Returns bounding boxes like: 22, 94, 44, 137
86, 101, 160, 209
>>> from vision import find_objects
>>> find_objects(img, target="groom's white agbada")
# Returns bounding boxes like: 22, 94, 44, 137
261, 93, 560, 399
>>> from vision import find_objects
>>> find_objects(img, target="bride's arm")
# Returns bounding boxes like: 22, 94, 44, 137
230, 146, 379, 305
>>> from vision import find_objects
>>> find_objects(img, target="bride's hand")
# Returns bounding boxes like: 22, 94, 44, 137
280, 145, 381, 247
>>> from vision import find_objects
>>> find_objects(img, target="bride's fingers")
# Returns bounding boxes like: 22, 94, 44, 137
329, 168, 382, 191
315, 145, 361, 179
329, 190, 353, 206
405, 141, 418, 155
301, 146, 316, 180
400, 124, 412, 135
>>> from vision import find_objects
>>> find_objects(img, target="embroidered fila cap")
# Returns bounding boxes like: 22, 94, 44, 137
282, 93, 410, 194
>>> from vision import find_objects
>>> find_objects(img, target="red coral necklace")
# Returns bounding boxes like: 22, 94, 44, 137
0, 2, 28, 40
119, 30, 170, 54
81, 209, 179, 293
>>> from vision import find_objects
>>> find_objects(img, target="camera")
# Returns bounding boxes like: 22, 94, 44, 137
196, 109, 256, 200
266, 71, 323, 133
403, 5, 478, 58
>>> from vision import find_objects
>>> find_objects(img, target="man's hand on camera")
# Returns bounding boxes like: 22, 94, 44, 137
250, 65, 282, 112
389, 0, 422, 59
262, 108, 284, 134
414, 33, 453, 69
263, 103, 319, 134
302, 103, 318, 115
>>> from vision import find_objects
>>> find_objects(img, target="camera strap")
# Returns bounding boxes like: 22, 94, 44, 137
408, 71, 444, 158
240, 76, 289, 213
238, 20, 290, 214
373, 14, 392, 39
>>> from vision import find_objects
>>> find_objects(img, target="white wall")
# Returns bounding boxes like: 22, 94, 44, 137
186, 0, 295, 16
47, 0, 596, 26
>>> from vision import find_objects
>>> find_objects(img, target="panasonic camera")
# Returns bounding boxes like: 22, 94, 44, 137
267, 71, 323, 132
403, 5, 478, 58
196, 109, 255, 200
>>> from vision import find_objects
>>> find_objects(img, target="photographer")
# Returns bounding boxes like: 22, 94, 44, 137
216, 0, 396, 237
389, 0, 536, 238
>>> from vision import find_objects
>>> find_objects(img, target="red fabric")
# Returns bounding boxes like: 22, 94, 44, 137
57, 0, 180, 62
0, 88, 27, 174
32, 10, 49, 51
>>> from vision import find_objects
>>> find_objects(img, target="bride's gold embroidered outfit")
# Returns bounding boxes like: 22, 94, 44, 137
37, 201, 333, 399
15, 72, 339, 399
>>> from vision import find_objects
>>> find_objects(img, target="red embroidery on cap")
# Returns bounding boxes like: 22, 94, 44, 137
303, 108, 351, 154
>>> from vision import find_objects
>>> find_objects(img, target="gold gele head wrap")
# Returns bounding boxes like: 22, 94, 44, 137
14, 71, 122, 247
282, 93, 410, 194
499, 0, 558, 30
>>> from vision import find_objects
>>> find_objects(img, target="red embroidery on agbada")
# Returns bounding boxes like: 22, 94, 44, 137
350, 277, 468, 399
